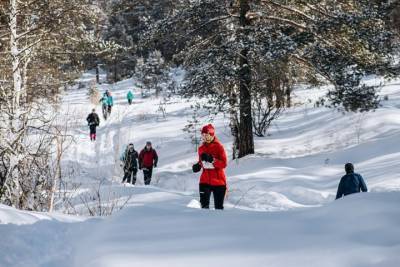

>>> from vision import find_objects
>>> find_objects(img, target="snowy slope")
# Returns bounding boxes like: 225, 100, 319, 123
1, 72, 400, 267
60, 74, 400, 211
0, 191, 399, 267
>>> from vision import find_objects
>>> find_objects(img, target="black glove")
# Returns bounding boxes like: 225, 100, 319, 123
192, 162, 201, 173
201, 153, 213, 163
154, 163, 157, 168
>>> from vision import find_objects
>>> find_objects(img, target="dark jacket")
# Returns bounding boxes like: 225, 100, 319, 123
121, 148, 139, 171
86, 113, 100, 126
139, 148, 158, 169
336, 172, 368, 199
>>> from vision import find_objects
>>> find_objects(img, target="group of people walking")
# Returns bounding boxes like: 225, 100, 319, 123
98, 89, 135, 120
100, 90, 114, 120
88, 90, 368, 210
86, 89, 136, 141
120, 141, 158, 185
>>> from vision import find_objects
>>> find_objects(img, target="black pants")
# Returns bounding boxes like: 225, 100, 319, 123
122, 169, 137, 184
108, 105, 112, 114
143, 167, 153, 185
102, 105, 108, 119
199, 184, 226, 210
128, 99, 132, 105
89, 125, 97, 135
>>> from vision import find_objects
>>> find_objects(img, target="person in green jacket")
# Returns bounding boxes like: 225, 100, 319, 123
99, 91, 109, 119
127, 90, 134, 105
106, 91, 113, 114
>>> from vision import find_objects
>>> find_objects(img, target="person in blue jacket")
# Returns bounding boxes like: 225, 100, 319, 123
127, 90, 134, 105
336, 163, 368, 199
106, 91, 113, 114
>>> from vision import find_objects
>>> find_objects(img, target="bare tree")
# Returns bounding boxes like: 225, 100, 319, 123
0, 0, 98, 210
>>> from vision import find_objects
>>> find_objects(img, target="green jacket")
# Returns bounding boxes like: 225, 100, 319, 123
127, 91, 134, 100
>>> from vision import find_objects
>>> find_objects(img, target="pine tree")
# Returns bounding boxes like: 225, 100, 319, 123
145, 0, 396, 158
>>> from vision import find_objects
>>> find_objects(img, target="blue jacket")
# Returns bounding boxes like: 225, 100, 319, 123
127, 91, 134, 100
100, 94, 108, 105
336, 172, 368, 199
107, 95, 113, 106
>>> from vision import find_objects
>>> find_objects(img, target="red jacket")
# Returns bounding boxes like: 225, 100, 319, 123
198, 137, 227, 186
139, 148, 158, 168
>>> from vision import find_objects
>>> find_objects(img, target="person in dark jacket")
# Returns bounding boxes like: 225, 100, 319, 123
138, 141, 158, 185
86, 109, 100, 141
99, 92, 109, 120
192, 124, 228, 210
121, 143, 139, 184
336, 163, 368, 199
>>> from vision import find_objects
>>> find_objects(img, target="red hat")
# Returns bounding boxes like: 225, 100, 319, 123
201, 124, 215, 136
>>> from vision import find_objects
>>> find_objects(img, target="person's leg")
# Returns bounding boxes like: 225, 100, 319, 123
102, 105, 107, 119
126, 170, 132, 183
90, 125, 97, 141
122, 170, 129, 183
131, 170, 137, 185
142, 169, 148, 184
144, 167, 152, 185
199, 184, 212, 209
212, 185, 227, 210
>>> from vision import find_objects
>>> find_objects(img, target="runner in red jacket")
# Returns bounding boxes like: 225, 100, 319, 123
139, 141, 158, 185
192, 124, 228, 209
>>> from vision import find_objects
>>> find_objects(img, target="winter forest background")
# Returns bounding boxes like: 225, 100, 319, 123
1, 1, 400, 266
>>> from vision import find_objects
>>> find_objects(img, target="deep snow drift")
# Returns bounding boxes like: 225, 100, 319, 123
1, 191, 399, 267
0, 71, 400, 267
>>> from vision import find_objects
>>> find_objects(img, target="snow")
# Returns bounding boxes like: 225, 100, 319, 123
1, 70, 400, 266
0, 204, 86, 225
1, 191, 399, 267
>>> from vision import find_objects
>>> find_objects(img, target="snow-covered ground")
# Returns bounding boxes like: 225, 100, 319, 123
1, 71, 400, 267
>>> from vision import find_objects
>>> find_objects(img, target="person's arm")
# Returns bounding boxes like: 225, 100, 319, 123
133, 151, 139, 169
193, 147, 204, 173
213, 144, 227, 169
358, 175, 368, 192
336, 178, 344, 199
138, 150, 143, 169
153, 150, 158, 167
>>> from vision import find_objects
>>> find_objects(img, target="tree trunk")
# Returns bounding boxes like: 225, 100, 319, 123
49, 135, 62, 212
113, 58, 117, 83
238, 0, 254, 158
285, 85, 291, 108
10, 0, 22, 112
96, 63, 100, 84
229, 88, 240, 159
